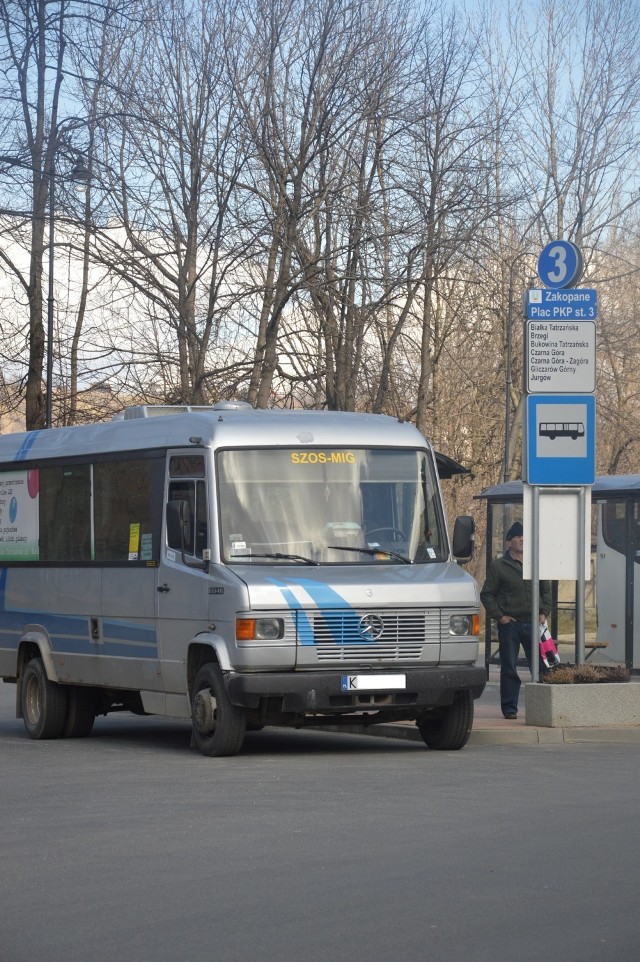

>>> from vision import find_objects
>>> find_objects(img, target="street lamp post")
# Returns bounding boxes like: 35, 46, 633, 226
502, 251, 536, 483
45, 161, 55, 430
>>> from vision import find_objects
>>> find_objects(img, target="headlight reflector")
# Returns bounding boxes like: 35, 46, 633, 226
449, 613, 480, 636
236, 617, 284, 642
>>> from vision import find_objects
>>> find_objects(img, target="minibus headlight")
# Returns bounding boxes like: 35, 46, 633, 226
449, 614, 480, 636
236, 617, 284, 642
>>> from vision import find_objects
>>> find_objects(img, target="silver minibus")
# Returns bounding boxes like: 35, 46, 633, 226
0, 404, 485, 755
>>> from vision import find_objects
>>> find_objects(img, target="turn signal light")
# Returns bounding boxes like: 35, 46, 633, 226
236, 618, 256, 641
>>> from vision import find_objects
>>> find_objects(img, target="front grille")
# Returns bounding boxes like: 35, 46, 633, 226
316, 644, 423, 662
309, 608, 439, 661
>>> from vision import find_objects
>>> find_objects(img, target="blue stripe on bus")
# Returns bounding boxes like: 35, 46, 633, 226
102, 620, 157, 644
15, 432, 40, 461
0, 568, 158, 657
47, 636, 158, 659
293, 579, 367, 644
266, 576, 367, 645
266, 579, 315, 645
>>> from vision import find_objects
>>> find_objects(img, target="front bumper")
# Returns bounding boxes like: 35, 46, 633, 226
225, 665, 486, 715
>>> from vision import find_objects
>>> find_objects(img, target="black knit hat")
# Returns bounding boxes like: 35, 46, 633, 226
506, 521, 523, 541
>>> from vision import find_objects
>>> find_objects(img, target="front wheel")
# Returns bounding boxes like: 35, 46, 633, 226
21, 657, 68, 740
417, 691, 474, 750
191, 663, 246, 757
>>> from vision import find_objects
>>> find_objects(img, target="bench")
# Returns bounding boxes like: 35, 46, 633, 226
584, 641, 609, 661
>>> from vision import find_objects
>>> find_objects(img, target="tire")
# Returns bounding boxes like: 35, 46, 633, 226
417, 690, 474, 750
191, 663, 246, 757
62, 686, 96, 738
21, 657, 68, 740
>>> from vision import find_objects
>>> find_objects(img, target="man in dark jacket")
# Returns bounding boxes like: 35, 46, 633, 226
480, 521, 552, 719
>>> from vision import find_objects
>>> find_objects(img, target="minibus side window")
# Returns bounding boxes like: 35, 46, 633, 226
94, 459, 160, 563
168, 479, 207, 559
602, 499, 640, 563
39, 465, 91, 562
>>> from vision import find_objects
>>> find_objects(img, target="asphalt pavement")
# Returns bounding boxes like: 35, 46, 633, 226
3, 676, 640, 962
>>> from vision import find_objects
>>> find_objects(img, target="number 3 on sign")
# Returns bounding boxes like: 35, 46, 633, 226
546, 245, 568, 283
537, 240, 584, 290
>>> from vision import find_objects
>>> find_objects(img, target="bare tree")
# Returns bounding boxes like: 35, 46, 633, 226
83, 0, 252, 404
226, 0, 411, 408
515, 0, 640, 247
294, 1, 415, 411
371, 8, 502, 437
0, 0, 71, 428
589, 232, 640, 473
0, 0, 135, 427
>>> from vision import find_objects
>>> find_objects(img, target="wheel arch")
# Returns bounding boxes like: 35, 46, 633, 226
16, 629, 58, 719
187, 635, 232, 694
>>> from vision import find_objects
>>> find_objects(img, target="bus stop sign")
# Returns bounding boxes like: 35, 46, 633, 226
537, 240, 584, 289
525, 394, 596, 485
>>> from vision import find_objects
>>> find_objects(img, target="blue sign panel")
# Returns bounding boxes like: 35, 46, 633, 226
526, 288, 597, 320
525, 394, 596, 485
537, 240, 584, 289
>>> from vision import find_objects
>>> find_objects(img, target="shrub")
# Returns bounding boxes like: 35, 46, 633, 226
542, 664, 630, 685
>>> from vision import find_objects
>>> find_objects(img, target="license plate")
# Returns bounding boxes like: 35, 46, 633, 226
341, 674, 406, 692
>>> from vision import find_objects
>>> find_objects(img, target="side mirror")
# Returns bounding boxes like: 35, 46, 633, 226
166, 499, 192, 551
452, 515, 474, 563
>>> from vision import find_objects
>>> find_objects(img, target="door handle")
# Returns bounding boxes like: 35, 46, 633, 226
157, 583, 170, 593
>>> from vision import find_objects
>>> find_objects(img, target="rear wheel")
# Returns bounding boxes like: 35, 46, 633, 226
417, 691, 474, 750
62, 687, 96, 738
21, 657, 68, 740
191, 663, 246, 757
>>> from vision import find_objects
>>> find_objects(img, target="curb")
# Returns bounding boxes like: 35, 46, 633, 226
329, 722, 640, 747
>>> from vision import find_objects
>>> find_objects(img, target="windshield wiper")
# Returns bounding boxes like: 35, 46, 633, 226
230, 552, 319, 566
327, 545, 412, 565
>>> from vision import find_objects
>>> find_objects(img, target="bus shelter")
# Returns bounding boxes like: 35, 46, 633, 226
475, 476, 640, 672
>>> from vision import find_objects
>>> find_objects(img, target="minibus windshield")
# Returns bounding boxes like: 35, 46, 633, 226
217, 448, 447, 564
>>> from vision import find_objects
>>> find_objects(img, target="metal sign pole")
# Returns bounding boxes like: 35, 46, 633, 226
531, 486, 540, 683
576, 486, 586, 664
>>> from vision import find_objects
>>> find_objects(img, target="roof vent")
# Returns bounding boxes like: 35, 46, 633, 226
212, 401, 253, 411
116, 401, 253, 421
119, 405, 190, 420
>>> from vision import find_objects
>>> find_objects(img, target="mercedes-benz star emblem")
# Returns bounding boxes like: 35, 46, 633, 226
359, 613, 385, 641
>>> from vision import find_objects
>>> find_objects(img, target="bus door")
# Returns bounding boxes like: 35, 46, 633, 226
96, 456, 161, 690
596, 497, 640, 668
156, 453, 212, 695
